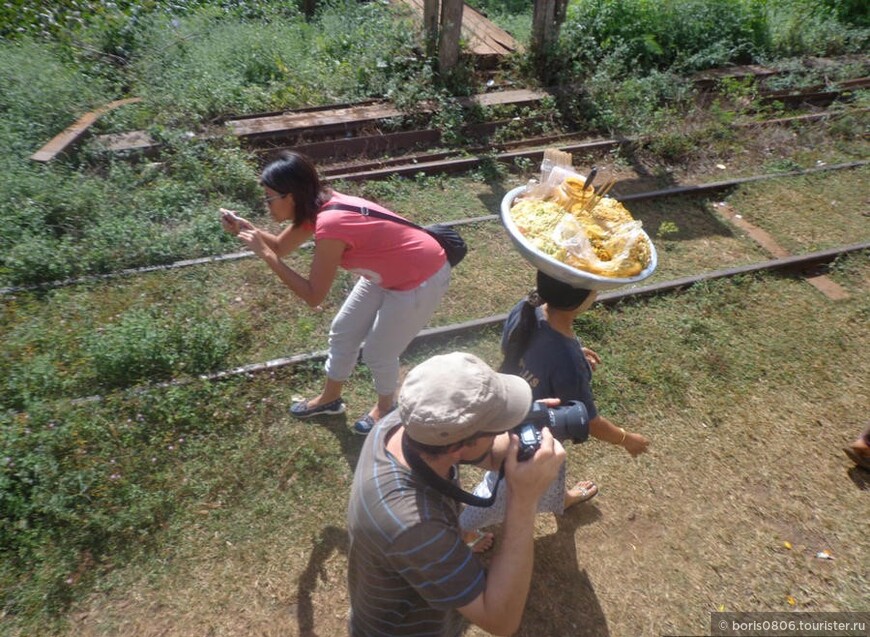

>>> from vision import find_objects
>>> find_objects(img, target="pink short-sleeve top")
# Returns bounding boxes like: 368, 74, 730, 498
314, 192, 447, 291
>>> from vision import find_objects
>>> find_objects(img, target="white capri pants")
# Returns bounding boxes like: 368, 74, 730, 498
325, 261, 451, 396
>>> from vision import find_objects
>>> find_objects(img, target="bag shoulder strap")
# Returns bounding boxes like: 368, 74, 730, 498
320, 202, 423, 231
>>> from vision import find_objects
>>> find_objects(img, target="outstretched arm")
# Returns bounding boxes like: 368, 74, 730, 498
220, 208, 313, 256
589, 414, 649, 457
238, 230, 344, 307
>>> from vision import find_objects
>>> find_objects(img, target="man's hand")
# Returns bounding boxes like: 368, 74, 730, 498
503, 427, 565, 504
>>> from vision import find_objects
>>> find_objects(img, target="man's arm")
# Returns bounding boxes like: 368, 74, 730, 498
457, 430, 565, 636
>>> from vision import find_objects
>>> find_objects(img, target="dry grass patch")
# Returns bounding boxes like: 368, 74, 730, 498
50, 255, 869, 637
727, 166, 870, 254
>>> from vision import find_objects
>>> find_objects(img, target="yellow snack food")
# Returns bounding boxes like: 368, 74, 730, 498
510, 174, 652, 278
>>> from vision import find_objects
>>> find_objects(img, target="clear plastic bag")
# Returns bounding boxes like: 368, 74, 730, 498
552, 216, 647, 277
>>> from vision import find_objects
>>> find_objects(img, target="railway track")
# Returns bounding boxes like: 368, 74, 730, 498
5, 159, 864, 406
256, 93, 869, 170
2, 159, 866, 296
63, 239, 867, 406
9, 87, 868, 407
81, 67, 868, 163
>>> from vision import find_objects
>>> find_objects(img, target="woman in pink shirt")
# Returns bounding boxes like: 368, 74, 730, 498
221, 151, 451, 434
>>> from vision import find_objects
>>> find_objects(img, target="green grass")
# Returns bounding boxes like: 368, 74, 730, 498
3, 255, 865, 636
2, 163, 866, 631
1, 0, 869, 630
4, 164, 868, 412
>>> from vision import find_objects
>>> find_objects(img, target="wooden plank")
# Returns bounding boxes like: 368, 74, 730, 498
460, 3, 519, 55
222, 89, 547, 138
714, 201, 850, 300
30, 97, 141, 162
390, 0, 518, 57
92, 88, 550, 153
225, 102, 404, 138
96, 130, 158, 154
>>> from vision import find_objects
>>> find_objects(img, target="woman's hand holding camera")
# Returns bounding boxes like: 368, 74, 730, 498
237, 228, 272, 260
219, 208, 253, 236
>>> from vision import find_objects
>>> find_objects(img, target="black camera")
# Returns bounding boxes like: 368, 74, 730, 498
514, 401, 590, 461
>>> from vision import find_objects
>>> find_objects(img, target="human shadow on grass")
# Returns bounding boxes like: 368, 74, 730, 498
295, 524, 349, 637
847, 465, 870, 490
514, 503, 610, 637
317, 412, 366, 463
294, 505, 608, 637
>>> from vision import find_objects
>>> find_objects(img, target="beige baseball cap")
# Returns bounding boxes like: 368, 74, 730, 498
400, 352, 532, 446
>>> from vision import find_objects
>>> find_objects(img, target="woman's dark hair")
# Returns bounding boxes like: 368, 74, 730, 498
500, 271, 592, 372
259, 151, 331, 227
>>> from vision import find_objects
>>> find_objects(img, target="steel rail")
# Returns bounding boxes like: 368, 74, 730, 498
64, 241, 869, 406
2, 160, 866, 296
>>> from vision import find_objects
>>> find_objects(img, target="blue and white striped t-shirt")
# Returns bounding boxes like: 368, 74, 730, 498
347, 413, 486, 637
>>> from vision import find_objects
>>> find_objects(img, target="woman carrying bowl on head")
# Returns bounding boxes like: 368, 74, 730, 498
460, 270, 650, 533
220, 151, 451, 435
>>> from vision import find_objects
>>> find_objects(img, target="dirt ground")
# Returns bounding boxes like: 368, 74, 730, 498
59, 267, 869, 637
21, 117, 870, 637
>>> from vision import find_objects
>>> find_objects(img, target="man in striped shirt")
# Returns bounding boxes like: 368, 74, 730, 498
347, 352, 566, 636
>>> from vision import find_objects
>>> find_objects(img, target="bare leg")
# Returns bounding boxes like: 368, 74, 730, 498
305, 377, 345, 408
368, 393, 396, 420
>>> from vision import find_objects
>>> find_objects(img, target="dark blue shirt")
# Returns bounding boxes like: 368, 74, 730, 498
500, 301, 599, 421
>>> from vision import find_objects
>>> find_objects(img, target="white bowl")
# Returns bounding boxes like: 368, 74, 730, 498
500, 184, 658, 291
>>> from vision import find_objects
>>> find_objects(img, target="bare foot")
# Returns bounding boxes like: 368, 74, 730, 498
844, 425, 870, 469
564, 481, 598, 509
463, 530, 494, 553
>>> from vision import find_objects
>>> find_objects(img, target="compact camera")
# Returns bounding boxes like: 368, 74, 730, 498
514, 401, 589, 461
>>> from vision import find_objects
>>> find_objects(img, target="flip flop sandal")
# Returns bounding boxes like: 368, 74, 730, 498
352, 414, 376, 435
571, 481, 599, 502
352, 404, 398, 435
465, 530, 494, 552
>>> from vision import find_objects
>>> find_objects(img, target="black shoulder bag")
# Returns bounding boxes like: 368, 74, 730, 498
321, 203, 467, 267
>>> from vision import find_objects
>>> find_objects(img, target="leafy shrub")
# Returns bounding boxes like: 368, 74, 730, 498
3, 235, 80, 287
85, 304, 234, 388
576, 58, 695, 135
767, 0, 869, 56
0, 384, 242, 618
556, 0, 769, 81
0, 39, 113, 150
129, 3, 423, 126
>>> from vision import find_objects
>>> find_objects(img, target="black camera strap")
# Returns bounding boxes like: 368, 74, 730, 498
401, 434, 504, 508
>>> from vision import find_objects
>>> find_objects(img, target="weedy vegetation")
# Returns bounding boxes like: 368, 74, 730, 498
1, 0, 868, 633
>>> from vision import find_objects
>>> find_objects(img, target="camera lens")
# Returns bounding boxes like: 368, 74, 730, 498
548, 401, 589, 444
